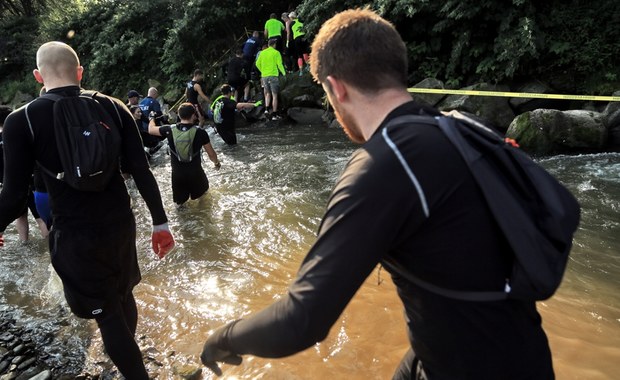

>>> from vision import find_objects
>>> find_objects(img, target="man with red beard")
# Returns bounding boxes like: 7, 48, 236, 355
201, 9, 554, 380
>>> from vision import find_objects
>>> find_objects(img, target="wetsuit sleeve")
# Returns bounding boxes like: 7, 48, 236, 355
0, 110, 35, 232
217, 147, 424, 357
111, 98, 168, 226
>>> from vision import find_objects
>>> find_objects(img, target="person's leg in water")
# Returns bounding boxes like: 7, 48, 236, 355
95, 293, 148, 379
15, 213, 29, 242
28, 191, 48, 238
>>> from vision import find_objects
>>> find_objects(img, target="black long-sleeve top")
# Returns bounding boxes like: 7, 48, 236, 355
212, 101, 554, 379
0, 86, 167, 231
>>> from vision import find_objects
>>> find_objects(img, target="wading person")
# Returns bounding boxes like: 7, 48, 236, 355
0, 41, 175, 380
200, 9, 556, 379
148, 102, 221, 207
210, 84, 260, 145
186, 69, 210, 128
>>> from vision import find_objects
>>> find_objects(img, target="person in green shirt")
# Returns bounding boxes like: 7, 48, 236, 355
255, 38, 286, 120
289, 11, 310, 74
264, 13, 285, 53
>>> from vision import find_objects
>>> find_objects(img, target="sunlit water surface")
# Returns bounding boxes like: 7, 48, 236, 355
0, 124, 618, 379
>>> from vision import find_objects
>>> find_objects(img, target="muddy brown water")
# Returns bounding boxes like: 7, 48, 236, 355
1, 125, 618, 379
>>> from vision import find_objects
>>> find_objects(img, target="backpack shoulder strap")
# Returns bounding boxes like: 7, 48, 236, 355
85, 90, 123, 129
381, 260, 509, 301
24, 95, 62, 140
379, 113, 512, 302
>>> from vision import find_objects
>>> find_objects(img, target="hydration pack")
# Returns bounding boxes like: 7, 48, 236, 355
26, 91, 122, 192
211, 98, 225, 125
170, 124, 199, 163
381, 111, 581, 301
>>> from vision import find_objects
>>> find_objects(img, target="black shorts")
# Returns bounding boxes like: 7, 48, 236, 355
293, 37, 309, 57
229, 78, 249, 92
49, 214, 140, 319
171, 165, 209, 204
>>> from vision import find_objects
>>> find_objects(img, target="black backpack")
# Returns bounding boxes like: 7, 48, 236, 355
26, 91, 122, 192
381, 111, 581, 301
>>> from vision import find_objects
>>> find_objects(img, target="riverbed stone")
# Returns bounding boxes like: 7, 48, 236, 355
16, 357, 35, 371
0, 361, 9, 374
437, 83, 515, 132
26, 370, 50, 380
507, 109, 607, 155
287, 107, 326, 125
509, 81, 567, 114
172, 364, 202, 380
410, 78, 446, 107
278, 73, 324, 110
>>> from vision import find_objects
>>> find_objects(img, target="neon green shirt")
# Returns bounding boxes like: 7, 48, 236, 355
291, 20, 305, 39
264, 18, 284, 38
256, 47, 286, 77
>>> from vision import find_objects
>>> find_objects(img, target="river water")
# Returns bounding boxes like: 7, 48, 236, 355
0, 123, 619, 379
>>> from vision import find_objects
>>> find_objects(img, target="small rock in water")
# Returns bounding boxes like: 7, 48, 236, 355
26, 369, 51, 380
172, 364, 202, 380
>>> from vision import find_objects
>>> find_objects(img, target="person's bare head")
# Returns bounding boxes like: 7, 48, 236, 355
147, 87, 159, 98
310, 8, 407, 94
33, 41, 83, 89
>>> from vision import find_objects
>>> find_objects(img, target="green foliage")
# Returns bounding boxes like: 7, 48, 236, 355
295, 0, 618, 93
1, 0, 618, 106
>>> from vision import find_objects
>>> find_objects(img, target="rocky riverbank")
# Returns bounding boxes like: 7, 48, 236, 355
0, 309, 203, 380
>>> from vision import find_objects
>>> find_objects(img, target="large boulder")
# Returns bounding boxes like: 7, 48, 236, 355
603, 91, 620, 152
287, 107, 327, 125
509, 81, 568, 114
437, 83, 515, 132
506, 109, 607, 155
278, 73, 324, 110
409, 78, 446, 107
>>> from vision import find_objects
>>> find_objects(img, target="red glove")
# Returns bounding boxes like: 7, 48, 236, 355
152, 224, 175, 259
0, 234, 4, 247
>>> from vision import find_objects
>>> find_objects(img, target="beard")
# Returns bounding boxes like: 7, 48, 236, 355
332, 101, 365, 144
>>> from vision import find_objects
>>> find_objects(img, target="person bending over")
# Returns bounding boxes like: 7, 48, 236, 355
200, 9, 555, 380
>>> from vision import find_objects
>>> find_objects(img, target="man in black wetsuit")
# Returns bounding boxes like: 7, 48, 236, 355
200, 9, 555, 380
0, 41, 175, 380
148, 102, 221, 206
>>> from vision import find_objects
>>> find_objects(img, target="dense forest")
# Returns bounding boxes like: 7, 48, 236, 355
0, 0, 618, 104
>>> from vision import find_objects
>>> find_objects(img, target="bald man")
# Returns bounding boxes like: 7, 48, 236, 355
0, 41, 175, 380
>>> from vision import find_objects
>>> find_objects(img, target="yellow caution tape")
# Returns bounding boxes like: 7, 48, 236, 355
407, 88, 620, 102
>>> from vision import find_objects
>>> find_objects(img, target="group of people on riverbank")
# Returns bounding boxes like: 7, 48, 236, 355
0, 9, 568, 380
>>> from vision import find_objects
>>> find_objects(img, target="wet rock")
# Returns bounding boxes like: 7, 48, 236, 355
507, 109, 607, 155
172, 364, 202, 380
0, 371, 18, 380
11, 346, 25, 356
26, 369, 50, 380
14, 365, 41, 380
16, 358, 35, 371
438, 83, 515, 132
287, 107, 326, 125
410, 78, 446, 107
0, 361, 9, 374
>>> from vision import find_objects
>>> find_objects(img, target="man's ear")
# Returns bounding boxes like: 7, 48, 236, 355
77, 66, 84, 82
33, 69, 44, 84
325, 76, 348, 102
